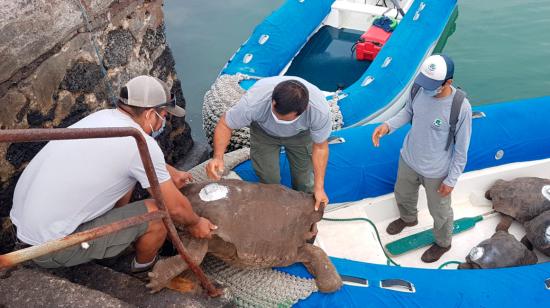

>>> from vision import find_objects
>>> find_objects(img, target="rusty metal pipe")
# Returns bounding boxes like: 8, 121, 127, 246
0, 127, 222, 296
0, 211, 166, 269
132, 131, 223, 297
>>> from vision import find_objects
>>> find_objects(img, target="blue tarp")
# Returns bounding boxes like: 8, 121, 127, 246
275, 257, 550, 307
235, 96, 550, 204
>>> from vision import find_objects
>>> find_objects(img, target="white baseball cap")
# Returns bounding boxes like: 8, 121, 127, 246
414, 54, 455, 91
120, 75, 185, 117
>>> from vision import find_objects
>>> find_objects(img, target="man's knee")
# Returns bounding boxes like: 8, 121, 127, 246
143, 200, 167, 238
291, 172, 314, 193
144, 199, 159, 212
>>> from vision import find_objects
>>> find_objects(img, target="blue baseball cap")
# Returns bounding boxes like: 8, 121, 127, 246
414, 54, 455, 91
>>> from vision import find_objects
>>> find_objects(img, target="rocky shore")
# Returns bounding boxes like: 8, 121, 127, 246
0, 1, 219, 306
0, 0, 194, 251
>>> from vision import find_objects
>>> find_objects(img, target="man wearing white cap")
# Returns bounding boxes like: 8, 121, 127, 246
10, 76, 216, 272
372, 54, 472, 262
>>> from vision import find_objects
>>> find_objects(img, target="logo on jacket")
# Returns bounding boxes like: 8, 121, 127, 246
433, 118, 442, 127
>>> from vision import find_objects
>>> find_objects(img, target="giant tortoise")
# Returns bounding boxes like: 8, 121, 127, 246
146, 179, 342, 293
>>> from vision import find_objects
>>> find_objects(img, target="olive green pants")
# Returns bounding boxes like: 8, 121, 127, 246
33, 201, 148, 268
250, 122, 314, 193
394, 157, 453, 247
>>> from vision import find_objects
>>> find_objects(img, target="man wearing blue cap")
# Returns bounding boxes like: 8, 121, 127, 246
372, 54, 472, 262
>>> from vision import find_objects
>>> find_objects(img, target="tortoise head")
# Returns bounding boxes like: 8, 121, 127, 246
462, 245, 486, 270
485, 179, 509, 201
545, 225, 550, 247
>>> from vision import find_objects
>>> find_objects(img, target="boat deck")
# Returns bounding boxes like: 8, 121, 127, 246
316, 158, 550, 270
284, 25, 371, 92
318, 200, 550, 270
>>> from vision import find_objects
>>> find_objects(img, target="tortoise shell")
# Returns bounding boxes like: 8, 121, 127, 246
524, 210, 550, 257
180, 179, 320, 268
486, 177, 550, 223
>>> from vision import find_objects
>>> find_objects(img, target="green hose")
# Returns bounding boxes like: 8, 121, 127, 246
437, 261, 462, 269
321, 217, 400, 267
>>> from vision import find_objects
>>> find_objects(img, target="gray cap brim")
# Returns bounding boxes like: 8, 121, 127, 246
166, 105, 186, 117
414, 72, 442, 91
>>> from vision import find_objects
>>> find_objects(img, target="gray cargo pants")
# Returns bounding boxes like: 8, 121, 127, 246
250, 122, 314, 193
394, 157, 453, 247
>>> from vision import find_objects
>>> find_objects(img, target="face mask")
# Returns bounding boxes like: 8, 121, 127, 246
149, 111, 166, 138
271, 109, 301, 125
423, 86, 443, 97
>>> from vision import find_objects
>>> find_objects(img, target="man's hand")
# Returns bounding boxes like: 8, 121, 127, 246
438, 183, 454, 197
313, 188, 329, 211
206, 158, 225, 180
172, 170, 193, 189
187, 217, 218, 239
372, 123, 390, 147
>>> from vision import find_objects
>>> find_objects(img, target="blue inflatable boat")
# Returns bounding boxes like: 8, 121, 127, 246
220, 0, 458, 127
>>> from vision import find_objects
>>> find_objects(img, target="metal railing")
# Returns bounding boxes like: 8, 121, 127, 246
0, 127, 222, 297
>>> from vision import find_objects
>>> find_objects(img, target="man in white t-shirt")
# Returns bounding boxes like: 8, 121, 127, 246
10, 76, 216, 272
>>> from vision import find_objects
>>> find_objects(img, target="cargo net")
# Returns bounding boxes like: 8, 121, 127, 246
202, 255, 317, 308
188, 147, 251, 183
203, 73, 344, 150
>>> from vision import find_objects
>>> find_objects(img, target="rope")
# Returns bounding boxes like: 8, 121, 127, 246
321, 217, 400, 267
187, 148, 251, 183
202, 255, 317, 307
203, 74, 254, 149
437, 261, 462, 269
75, 0, 117, 107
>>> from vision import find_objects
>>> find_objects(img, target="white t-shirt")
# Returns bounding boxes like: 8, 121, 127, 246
10, 109, 171, 245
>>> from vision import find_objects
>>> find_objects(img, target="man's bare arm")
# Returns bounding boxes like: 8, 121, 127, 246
213, 114, 232, 160
148, 180, 200, 226
148, 180, 217, 238
206, 114, 233, 179
166, 164, 192, 189
312, 141, 329, 210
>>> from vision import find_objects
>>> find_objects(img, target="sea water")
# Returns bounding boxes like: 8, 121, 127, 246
164, 0, 550, 142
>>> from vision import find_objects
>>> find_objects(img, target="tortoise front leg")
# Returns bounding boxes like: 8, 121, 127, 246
297, 244, 342, 293
146, 237, 208, 293
520, 236, 539, 265
520, 235, 534, 251
495, 214, 514, 232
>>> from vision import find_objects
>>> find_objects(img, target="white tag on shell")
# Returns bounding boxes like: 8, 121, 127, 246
199, 183, 228, 202
469, 246, 484, 261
